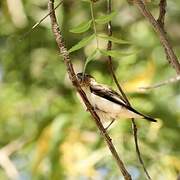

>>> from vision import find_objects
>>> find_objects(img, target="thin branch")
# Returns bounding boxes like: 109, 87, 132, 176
0, 154, 19, 180
48, 0, 131, 179
106, 1, 151, 179
132, 0, 180, 75
106, 0, 128, 103
20, 0, 63, 40
0, 138, 27, 180
90, 2, 99, 48
157, 0, 167, 28
139, 75, 180, 90
131, 121, 152, 180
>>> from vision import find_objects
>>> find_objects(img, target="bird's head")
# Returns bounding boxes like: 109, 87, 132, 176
77, 73, 95, 87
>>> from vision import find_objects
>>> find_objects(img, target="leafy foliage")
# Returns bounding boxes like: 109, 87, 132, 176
0, 0, 180, 179
70, 20, 92, 33
99, 49, 138, 58
83, 49, 99, 72
98, 34, 131, 44
95, 11, 118, 24
68, 34, 95, 53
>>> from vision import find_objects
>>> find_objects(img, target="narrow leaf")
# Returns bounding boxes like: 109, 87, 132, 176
70, 20, 92, 33
99, 49, 137, 58
83, 49, 98, 72
98, 34, 131, 44
95, 11, 117, 24
68, 34, 95, 53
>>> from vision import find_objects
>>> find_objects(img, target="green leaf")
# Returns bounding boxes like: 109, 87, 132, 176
83, 49, 98, 72
68, 34, 95, 53
69, 20, 92, 33
99, 49, 137, 58
95, 11, 117, 24
98, 34, 131, 44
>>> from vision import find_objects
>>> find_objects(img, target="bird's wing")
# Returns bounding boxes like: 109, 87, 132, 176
90, 84, 128, 106
90, 84, 157, 122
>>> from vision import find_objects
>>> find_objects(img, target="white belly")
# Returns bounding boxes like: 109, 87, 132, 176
79, 87, 141, 122
87, 90, 141, 120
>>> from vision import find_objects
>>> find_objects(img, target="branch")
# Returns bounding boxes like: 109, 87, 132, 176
106, 0, 128, 104
106, 1, 151, 179
48, 0, 131, 179
0, 138, 27, 180
20, 0, 63, 40
139, 75, 180, 90
157, 0, 167, 28
132, 0, 180, 75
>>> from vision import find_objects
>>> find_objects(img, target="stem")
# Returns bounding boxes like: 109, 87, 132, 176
157, 0, 166, 28
133, 0, 180, 75
90, 2, 99, 48
106, 0, 152, 179
139, 75, 180, 90
48, 0, 132, 179
20, 0, 63, 40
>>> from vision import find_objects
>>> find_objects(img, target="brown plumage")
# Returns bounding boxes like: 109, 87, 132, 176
77, 73, 157, 123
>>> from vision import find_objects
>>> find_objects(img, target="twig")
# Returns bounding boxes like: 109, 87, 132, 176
20, 0, 63, 40
106, 0, 128, 103
157, 0, 167, 28
0, 138, 27, 180
0, 154, 19, 180
140, 75, 180, 90
48, 0, 132, 179
90, 2, 99, 48
156, 0, 171, 66
106, 1, 151, 179
131, 121, 152, 180
132, 0, 180, 75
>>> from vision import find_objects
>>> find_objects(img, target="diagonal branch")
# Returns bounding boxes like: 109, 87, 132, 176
132, 0, 180, 75
20, 0, 63, 40
106, 1, 128, 103
48, 0, 131, 179
106, 1, 151, 179
139, 75, 180, 90
0, 137, 27, 180
157, 0, 167, 28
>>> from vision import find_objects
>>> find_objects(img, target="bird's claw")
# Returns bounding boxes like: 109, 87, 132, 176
105, 119, 115, 131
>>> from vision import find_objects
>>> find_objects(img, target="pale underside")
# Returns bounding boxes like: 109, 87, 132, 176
78, 87, 141, 123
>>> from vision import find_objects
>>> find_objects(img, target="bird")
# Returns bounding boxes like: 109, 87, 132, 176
76, 72, 156, 128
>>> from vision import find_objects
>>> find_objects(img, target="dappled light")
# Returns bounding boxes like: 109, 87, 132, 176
0, 0, 179, 179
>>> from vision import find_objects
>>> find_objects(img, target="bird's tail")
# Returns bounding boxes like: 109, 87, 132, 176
128, 106, 157, 122
142, 115, 157, 122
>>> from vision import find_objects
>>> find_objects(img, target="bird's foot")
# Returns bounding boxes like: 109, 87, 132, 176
105, 119, 115, 131
86, 106, 97, 112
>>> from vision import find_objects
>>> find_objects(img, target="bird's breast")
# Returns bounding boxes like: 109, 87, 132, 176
89, 92, 123, 114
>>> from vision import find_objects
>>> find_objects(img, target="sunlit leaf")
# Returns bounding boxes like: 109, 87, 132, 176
98, 34, 131, 44
70, 20, 92, 33
99, 49, 137, 58
123, 61, 155, 92
68, 34, 95, 53
32, 125, 52, 173
95, 11, 117, 24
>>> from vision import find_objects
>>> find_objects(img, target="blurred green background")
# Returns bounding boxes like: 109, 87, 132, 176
0, 0, 180, 179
